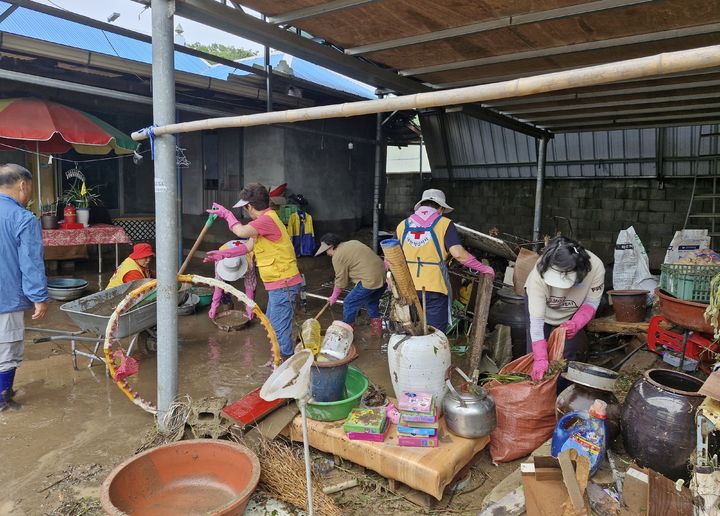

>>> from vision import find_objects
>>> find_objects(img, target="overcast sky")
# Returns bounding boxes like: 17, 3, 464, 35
36, 0, 266, 54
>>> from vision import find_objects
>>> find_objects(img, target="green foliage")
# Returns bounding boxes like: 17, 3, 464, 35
187, 42, 257, 62
62, 180, 102, 209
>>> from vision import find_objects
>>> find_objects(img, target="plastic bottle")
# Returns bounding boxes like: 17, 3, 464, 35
300, 318, 322, 355
319, 321, 354, 360
551, 399, 608, 476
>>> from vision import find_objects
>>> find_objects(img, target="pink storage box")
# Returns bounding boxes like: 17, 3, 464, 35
398, 434, 439, 448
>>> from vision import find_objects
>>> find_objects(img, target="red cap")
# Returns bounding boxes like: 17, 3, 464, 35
589, 399, 608, 419
129, 243, 154, 260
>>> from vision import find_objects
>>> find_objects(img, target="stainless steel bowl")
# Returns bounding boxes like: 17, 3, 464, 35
47, 278, 88, 301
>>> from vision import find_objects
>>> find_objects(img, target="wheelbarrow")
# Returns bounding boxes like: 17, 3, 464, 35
29, 279, 163, 373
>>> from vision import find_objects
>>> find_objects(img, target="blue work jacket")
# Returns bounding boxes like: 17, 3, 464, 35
0, 193, 48, 313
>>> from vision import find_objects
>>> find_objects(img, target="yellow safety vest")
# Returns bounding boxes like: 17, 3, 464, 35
396, 216, 452, 295
106, 257, 148, 290
253, 210, 300, 284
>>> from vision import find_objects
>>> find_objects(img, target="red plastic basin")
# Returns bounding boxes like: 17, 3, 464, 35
100, 440, 260, 515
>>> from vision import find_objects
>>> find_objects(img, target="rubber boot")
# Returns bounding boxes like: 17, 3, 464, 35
0, 368, 18, 412
371, 318, 383, 337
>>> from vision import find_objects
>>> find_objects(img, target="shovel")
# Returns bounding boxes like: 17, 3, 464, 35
179, 213, 217, 275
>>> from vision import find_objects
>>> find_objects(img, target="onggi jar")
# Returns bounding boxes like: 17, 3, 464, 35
319, 321, 354, 360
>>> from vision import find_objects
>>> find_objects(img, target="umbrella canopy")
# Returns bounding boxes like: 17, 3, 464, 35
0, 98, 138, 155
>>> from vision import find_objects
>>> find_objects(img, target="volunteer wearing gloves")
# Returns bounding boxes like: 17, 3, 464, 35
203, 239, 256, 322
525, 236, 605, 381
397, 189, 495, 332
207, 183, 302, 360
106, 243, 154, 289
315, 233, 386, 336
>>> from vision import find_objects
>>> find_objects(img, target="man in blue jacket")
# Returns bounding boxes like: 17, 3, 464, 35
0, 163, 48, 411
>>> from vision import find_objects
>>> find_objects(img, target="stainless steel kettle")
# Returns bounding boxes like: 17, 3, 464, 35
443, 375, 497, 439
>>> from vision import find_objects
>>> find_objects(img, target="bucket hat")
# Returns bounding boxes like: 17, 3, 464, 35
414, 189, 454, 212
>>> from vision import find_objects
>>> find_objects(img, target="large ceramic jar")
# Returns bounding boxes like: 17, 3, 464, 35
621, 369, 705, 480
488, 288, 528, 360
388, 328, 451, 411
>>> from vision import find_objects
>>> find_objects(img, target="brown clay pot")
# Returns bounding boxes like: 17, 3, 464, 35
621, 369, 705, 480
556, 383, 621, 442
100, 439, 260, 515
607, 289, 648, 322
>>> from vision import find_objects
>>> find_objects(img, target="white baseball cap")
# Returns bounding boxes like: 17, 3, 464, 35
414, 189, 454, 212
542, 267, 577, 289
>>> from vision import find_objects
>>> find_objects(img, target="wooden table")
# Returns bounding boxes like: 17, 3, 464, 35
42, 224, 131, 273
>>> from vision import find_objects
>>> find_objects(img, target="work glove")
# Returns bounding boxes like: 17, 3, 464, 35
208, 286, 223, 320
560, 304, 596, 339
208, 304, 219, 320
203, 244, 248, 263
206, 202, 240, 230
463, 256, 495, 279
328, 287, 342, 306
531, 339, 549, 381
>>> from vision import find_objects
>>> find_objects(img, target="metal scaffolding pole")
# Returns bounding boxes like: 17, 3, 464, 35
533, 136, 549, 250
151, 0, 178, 431
371, 95, 384, 253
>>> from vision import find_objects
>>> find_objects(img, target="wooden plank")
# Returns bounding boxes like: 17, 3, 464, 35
469, 273, 494, 372
647, 470, 694, 516
241, 404, 299, 448
587, 315, 650, 334
558, 450, 587, 515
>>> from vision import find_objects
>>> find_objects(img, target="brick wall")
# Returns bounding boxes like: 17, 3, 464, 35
384, 174, 703, 268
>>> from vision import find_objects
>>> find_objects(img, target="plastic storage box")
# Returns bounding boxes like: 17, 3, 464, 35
660, 264, 720, 304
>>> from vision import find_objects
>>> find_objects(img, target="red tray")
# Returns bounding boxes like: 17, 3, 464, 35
223, 387, 287, 427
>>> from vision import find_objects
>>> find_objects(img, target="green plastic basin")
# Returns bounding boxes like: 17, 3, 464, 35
305, 366, 368, 421
190, 286, 214, 308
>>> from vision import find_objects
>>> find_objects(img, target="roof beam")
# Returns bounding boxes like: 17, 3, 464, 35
345, 0, 652, 55
525, 101, 720, 122
542, 111, 720, 129
268, 0, 382, 25
506, 88, 720, 115
7, 0, 265, 76
138, 0, 548, 138
400, 24, 720, 77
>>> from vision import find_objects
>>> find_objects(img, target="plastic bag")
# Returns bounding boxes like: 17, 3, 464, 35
485, 328, 566, 463
613, 226, 657, 303
664, 229, 711, 264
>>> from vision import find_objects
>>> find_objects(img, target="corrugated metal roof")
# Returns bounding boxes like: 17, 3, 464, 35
0, 1, 373, 99
421, 111, 719, 180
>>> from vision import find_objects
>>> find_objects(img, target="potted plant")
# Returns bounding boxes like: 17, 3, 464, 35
63, 180, 101, 227
40, 199, 59, 229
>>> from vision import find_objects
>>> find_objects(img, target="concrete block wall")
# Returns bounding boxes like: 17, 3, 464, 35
384, 174, 702, 268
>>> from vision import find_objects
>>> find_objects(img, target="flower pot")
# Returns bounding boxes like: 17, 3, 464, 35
607, 289, 648, 322
621, 369, 705, 480
76, 207, 90, 227
41, 214, 59, 230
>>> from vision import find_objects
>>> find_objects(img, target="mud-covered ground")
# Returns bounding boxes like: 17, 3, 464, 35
0, 254, 518, 515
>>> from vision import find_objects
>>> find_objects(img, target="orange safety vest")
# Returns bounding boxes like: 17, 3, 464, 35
106, 257, 149, 290
253, 210, 300, 284
396, 216, 452, 295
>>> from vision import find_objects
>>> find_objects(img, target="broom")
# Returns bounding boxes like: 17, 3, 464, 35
381, 239, 425, 336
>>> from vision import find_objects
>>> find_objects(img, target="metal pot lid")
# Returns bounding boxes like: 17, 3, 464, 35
560, 361, 618, 392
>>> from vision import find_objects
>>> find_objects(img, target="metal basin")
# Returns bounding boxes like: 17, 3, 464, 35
100, 440, 260, 516
47, 277, 88, 301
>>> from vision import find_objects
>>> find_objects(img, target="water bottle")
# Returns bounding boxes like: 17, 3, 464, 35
551, 399, 608, 476
300, 318, 322, 355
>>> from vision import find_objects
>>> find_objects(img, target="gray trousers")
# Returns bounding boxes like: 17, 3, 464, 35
0, 311, 24, 371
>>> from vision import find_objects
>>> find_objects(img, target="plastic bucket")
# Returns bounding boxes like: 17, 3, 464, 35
310, 345, 358, 402
607, 290, 648, 323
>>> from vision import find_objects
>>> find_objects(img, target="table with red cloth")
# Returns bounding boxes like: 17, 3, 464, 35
42, 224, 131, 273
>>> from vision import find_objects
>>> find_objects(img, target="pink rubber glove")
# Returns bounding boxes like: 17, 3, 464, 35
203, 244, 248, 263
531, 340, 549, 381
328, 287, 342, 306
560, 304, 596, 339
463, 256, 495, 279
208, 286, 223, 320
206, 202, 240, 230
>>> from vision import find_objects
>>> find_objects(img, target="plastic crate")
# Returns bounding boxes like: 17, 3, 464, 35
659, 264, 720, 304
